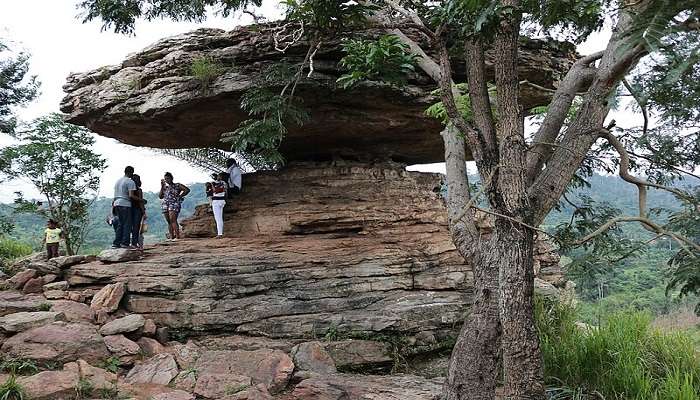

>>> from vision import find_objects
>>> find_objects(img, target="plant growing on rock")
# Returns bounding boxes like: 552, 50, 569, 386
0, 375, 26, 400
0, 113, 107, 255
74, 378, 94, 399
0, 358, 38, 376
190, 56, 224, 93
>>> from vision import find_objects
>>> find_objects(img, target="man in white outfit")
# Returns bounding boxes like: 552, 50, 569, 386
211, 172, 228, 238
226, 158, 242, 198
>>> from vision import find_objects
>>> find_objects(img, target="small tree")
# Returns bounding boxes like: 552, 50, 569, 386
0, 113, 106, 255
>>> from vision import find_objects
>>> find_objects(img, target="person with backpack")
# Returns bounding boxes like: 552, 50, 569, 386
210, 172, 228, 238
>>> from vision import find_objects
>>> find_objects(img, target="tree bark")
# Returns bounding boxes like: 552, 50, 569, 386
496, 221, 544, 399
443, 237, 501, 400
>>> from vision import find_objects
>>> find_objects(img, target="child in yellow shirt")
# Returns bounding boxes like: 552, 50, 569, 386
43, 219, 62, 260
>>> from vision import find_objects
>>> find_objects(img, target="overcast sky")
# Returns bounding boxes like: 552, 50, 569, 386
0, 1, 637, 203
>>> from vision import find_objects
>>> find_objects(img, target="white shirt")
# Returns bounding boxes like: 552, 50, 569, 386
227, 165, 242, 189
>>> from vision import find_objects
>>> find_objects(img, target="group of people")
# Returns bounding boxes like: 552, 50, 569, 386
40, 160, 242, 258
111, 166, 190, 249
109, 159, 242, 248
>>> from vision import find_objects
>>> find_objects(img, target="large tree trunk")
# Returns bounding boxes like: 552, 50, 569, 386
443, 237, 501, 400
496, 221, 545, 399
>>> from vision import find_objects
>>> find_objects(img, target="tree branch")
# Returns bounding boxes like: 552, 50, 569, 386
575, 216, 700, 256
599, 130, 692, 220
525, 52, 603, 182
465, 38, 497, 153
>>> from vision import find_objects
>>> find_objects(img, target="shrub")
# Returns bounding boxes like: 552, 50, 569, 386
0, 375, 26, 400
536, 296, 700, 399
0, 238, 32, 273
190, 56, 223, 92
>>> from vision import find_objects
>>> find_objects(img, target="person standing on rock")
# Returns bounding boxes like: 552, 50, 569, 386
43, 219, 63, 259
159, 172, 190, 240
112, 166, 139, 249
130, 174, 147, 249
226, 158, 242, 198
210, 172, 228, 239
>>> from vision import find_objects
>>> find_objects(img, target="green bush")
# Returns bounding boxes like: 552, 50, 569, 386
536, 297, 700, 399
0, 238, 32, 275
0, 375, 26, 400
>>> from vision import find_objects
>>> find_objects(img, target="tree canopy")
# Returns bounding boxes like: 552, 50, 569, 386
0, 39, 39, 135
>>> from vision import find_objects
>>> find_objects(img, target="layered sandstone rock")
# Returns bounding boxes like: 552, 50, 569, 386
60, 24, 576, 163
61, 162, 565, 341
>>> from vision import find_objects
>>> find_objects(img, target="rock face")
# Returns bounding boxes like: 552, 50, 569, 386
63, 162, 565, 342
61, 24, 576, 164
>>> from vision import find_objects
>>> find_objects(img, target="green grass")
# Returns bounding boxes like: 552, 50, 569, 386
536, 297, 700, 399
0, 238, 32, 273
190, 56, 224, 91
0, 375, 26, 400
0, 358, 38, 376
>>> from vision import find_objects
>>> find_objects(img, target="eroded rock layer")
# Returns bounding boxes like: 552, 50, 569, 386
60, 25, 577, 163
64, 163, 564, 339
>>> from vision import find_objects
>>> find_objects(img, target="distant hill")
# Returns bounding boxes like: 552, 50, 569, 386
0, 183, 208, 253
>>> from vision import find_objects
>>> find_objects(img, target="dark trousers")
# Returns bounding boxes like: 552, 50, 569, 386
46, 243, 59, 259
112, 206, 132, 247
130, 207, 143, 246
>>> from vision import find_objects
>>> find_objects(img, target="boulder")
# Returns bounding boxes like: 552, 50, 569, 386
195, 349, 294, 394
99, 313, 145, 335
0, 311, 66, 333
51, 254, 95, 269
0, 291, 45, 317
43, 290, 67, 300
194, 373, 252, 399
43, 280, 68, 291
138, 337, 167, 357
143, 318, 157, 336
0, 322, 109, 364
104, 334, 141, 362
291, 341, 336, 374
50, 300, 95, 323
91, 282, 126, 313
150, 390, 196, 400
41, 274, 57, 284
18, 369, 79, 400
61, 24, 576, 164
98, 248, 142, 263
8, 269, 36, 289
324, 340, 393, 372
72, 359, 118, 390
291, 373, 443, 400
22, 277, 45, 294
124, 353, 179, 385
167, 340, 199, 368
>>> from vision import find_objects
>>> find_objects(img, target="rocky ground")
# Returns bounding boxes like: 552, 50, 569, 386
0, 242, 567, 400
1, 248, 448, 400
